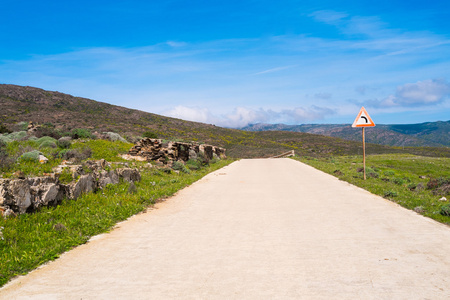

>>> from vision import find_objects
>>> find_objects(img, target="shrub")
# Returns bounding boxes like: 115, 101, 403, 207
383, 190, 398, 198
57, 137, 72, 149
58, 169, 75, 184
37, 136, 57, 149
71, 128, 92, 139
20, 150, 42, 162
143, 131, 158, 139
56, 149, 71, 159
6, 131, 28, 141
440, 204, 450, 216
383, 170, 395, 176
0, 143, 14, 170
59, 148, 92, 162
103, 132, 127, 143
186, 159, 201, 170
0, 135, 12, 144
392, 178, 405, 185
172, 161, 191, 174
34, 126, 61, 139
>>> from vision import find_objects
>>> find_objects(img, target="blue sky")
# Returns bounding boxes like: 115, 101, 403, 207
1, 0, 450, 127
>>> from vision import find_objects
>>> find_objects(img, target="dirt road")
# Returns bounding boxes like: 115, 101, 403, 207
2, 159, 450, 299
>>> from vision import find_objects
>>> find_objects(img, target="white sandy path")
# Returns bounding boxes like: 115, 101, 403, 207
1, 158, 450, 299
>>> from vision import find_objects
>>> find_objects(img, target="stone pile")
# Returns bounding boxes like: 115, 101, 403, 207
128, 138, 226, 165
0, 159, 140, 216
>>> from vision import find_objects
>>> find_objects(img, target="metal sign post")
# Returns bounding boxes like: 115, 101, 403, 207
352, 107, 375, 180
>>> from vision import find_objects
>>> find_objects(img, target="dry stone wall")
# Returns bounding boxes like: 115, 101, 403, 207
0, 159, 140, 216
128, 138, 226, 165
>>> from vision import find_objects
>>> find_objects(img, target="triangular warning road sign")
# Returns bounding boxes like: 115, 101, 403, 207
352, 107, 375, 127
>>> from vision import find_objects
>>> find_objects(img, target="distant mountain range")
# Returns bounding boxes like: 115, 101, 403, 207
241, 121, 450, 147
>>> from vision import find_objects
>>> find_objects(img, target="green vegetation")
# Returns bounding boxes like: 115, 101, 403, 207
295, 154, 450, 225
71, 128, 92, 139
143, 131, 158, 139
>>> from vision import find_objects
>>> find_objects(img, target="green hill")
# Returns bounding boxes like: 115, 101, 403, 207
242, 121, 450, 147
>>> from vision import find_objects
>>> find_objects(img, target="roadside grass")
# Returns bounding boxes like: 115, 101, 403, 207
0, 137, 233, 287
294, 154, 450, 225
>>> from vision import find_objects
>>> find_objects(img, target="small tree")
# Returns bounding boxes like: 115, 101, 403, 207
143, 131, 158, 139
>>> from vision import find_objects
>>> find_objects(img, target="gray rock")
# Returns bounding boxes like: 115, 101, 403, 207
98, 170, 119, 188
10, 180, 32, 213
188, 149, 197, 160
70, 174, 96, 200
116, 168, 141, 183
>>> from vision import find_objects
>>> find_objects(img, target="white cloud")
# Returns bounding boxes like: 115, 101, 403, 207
360, 79, 450, 108
164, 105, 335, 128
165, 106, 215, 124
394, 79, 450, 105
380, 79, 450, 107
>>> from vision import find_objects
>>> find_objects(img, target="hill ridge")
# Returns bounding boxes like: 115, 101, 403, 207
241, 121, 450, 147
1, 84, 449, 158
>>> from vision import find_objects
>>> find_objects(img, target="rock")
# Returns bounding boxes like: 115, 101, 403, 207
116, 168, 141, 183
39, 154, 48, 164
414, 206, 425, 213
98, 170, 119, 189
10, 180, 32, 213
127, 138, 226, 165
188, 149, 197, 160
439, 197, 448, 202
12, 171, 25, 179
3, 208, 16, 218
53, 223, 67, 231
69, 174, 96, 199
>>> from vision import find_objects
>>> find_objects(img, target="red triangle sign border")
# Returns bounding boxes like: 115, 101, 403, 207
352, 106, 375, 127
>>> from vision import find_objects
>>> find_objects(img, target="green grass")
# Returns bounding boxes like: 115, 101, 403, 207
0, 158, 232, 287
295, 154, 450, 225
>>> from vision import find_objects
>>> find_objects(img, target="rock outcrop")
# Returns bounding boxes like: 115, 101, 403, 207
0, 160, 141, 215
128, 138, 226, 165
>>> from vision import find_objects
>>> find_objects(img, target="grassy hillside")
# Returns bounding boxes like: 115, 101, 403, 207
1, 84, 449, 158
242, 121, 450, 147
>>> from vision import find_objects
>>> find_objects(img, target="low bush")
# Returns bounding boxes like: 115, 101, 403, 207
71, 128, 92, 139
383, 170, 395, 176
103, 132, 127, 143
172, 161, 191, 174
57, 137, 72, 149
383, 190, 398, 198
19, 150, 42, 162
143, 131, 158, 139
392, 177, 405, 185
34, 126, 61, 139
440, 204, 450, 216
2, 131, 28, 142
37, 136, 57, 149
186, 159, 201, 170
59, 148, 92, 163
